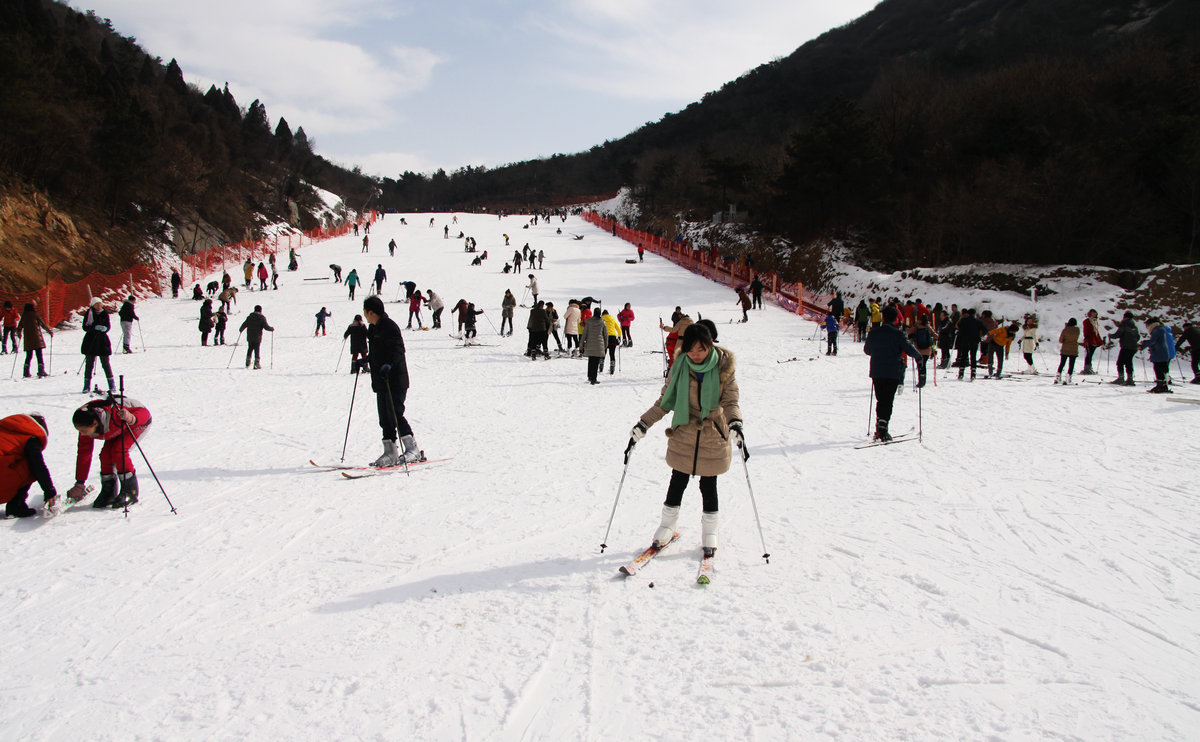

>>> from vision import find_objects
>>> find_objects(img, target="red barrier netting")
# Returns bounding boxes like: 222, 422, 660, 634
581, 212, 831, 319
0, 212, 377, 328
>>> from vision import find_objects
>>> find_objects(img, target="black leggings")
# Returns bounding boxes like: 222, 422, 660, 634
1057, 355, 1077, 374
1117, 348, 1135, 379
665, 469, 718, 512
873, 378, 901, 423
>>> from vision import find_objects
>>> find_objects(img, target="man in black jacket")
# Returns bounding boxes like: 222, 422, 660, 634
238, 305, 274, 370
364, 296, 421, 466
864, 306, 923, 441
954, 308, 985, 381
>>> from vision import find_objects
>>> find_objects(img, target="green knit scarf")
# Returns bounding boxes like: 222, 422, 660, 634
660, 346, 720, 427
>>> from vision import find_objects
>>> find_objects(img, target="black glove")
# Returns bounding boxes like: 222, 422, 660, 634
380, 364, 392, 374
625, 422, 647, 459
729, 421, 747, 459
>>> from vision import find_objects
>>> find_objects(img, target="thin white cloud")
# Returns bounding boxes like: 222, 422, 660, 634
528, 0, 879, 100
69, 0, 437, 129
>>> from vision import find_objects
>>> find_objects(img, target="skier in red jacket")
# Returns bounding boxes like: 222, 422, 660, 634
67, 397, 152, 509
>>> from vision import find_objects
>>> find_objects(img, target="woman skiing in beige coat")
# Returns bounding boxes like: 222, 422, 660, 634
628, 322, 742, 558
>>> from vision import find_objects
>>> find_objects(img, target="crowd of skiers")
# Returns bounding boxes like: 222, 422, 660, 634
828, 294, 1199, 441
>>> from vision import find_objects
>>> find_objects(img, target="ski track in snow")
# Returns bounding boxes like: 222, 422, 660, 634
3, 213, 1200, 740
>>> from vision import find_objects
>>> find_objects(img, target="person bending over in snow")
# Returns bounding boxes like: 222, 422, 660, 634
1, 412, 56, 517
68, 397, 152, 509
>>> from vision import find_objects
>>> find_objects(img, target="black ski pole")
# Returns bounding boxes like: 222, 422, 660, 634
113, 376, 177, 514
659, 316, 667, 378
867, 382, 875, 437
226, 331, 243, 368
137, 319, 146, 352
735, 434, 770, 564
600, 440, 637, 553
340, 367, 360, 462
334, 335, 348, 373
917, 378, 923, 443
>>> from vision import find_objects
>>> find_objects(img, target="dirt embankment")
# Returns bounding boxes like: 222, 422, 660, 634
0, 181, 141, 292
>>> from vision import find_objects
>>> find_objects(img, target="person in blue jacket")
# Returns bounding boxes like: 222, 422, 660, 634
1140, 317, 1176, 394
864, 306, 922, 441
824, 313, 839, 356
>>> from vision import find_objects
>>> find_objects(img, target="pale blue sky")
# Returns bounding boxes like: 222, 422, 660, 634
70, 0, 880, 178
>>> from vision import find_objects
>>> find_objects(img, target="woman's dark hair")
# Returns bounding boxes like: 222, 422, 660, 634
1067, 317, 1078, 326
679, 322, 714, 354
696, 318, 719, 342
72, 407, 100, 428
882, 306, 899, 325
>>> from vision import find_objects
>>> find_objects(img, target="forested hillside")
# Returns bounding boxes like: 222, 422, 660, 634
0, 0, 376, 291
380, 0, 1200, 273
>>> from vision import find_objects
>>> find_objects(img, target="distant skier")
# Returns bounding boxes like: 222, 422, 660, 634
315, 307, 332, 337
80, 298, 115, 395
346, 269, 360, 300
239, 305, 274, 370
199, 299, 214, 346
373, 264, 387, 295
344, 314, 369, 374
501, 290, 516, 336
118, 296, 138, 353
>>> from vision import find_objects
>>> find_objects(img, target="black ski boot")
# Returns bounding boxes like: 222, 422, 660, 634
110, 472, 139, 508
92, 474, 118, 508
5, 488, 36, 518
874, 418, 892, 442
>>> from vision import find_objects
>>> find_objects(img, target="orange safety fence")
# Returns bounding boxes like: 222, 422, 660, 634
582, 212, 832, 319
0, 211, 377, 329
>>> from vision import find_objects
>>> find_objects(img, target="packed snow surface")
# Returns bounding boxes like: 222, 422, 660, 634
3, 213, 1198, 741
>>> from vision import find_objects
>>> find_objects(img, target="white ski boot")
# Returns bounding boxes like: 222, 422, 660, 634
702, 512, 719, 558
651, 505, 680, 548
399, 434, 423, 463
371, 439, 399, 467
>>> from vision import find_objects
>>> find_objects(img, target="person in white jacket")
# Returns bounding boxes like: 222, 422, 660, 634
426, 290, 445, 329
526, 274, 539, 304
563, 300, 582, 356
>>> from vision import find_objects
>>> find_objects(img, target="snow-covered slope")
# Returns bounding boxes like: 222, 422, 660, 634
3, 213, 1197, 741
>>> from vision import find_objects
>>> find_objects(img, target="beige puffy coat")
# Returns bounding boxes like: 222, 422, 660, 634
639, 347, 741, 477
